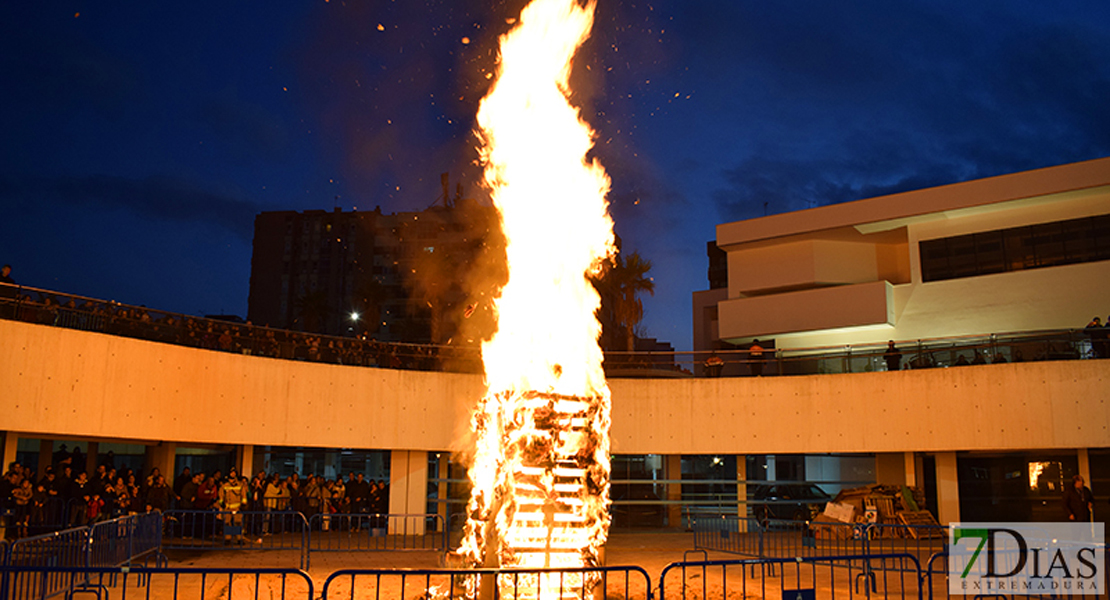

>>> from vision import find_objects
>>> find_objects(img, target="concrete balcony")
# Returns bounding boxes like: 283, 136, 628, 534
718, 280, 894, 341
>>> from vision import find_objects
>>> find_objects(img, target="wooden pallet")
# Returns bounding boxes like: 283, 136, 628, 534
897, 510, 945, 539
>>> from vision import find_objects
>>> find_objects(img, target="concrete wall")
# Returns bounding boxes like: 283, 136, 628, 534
718, 280, 893, 341
727, 240, 880, 297
3, 319, 1108, 457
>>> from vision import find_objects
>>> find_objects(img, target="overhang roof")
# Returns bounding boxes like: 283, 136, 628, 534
717, 156, 1110, 249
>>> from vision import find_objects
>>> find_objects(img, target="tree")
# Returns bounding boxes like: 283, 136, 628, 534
593, 250, 655, 352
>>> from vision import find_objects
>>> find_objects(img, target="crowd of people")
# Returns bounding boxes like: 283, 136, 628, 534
0, 450, 390, 540
0, 273, 484, 373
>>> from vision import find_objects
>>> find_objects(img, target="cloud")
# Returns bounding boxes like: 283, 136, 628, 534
0, 174, 261, 241
703, 2, 1110, 222
191, 94, 290, 163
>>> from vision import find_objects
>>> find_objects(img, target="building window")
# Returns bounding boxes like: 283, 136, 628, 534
920, 214, 1110, 282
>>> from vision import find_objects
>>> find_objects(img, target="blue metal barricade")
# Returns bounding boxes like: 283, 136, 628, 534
87, 513, 163, 568
306, 513, 447, 569
692, 515, 763, 557
0, 566, 313, 600
693, 515, 866, 560
322, 565, 652, 600
162, 510, 308, 568
4, 526, 91, 600
658, 552, 924, 600
865, 522, 948, 571
761, 518, 865, 559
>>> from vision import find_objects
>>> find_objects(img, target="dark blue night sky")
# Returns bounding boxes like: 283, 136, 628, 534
2, 0, 1108, 349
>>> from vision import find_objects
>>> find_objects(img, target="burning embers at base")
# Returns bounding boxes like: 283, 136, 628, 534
460, 391, 610, 597
456, 0, 615, 597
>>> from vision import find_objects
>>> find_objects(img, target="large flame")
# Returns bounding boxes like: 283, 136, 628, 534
460, 0, 614, 596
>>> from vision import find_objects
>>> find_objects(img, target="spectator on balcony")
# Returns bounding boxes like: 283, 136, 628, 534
218, 328, 234, 352
0, 264, 15, 300
704, 352, 724, 377
1086, 317, 1107, 359
748, 340, 766, 377
883, 341, 902, 371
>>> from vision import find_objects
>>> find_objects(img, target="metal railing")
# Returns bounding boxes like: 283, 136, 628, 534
87, 513, 164, 568
161, 510, 309, 568
694, 516, 948, 565
658, 553, 924, 600
322, 565, 653, 600
305, 513, 446, 562
0, 566, 314, 600
4, 526, 92, 600
2, 281, 1104, 379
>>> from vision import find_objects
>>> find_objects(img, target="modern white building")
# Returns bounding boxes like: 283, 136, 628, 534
694, 157, 1110, 352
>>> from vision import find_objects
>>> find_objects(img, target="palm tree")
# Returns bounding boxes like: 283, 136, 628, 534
593, 251, 655, 352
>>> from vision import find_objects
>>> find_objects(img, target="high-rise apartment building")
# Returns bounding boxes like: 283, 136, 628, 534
248, 200, 503, 343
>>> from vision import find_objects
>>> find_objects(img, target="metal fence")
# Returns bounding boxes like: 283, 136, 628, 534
694, 516, 949, 565
0, 566, 314, 600
658, 553, 924, 600
305, 513, 447, 566
4, 526, 92, 600
3, 280, 1104, 379
322, 565, 653, 600
694, 516, 867, 560
162, 510, 309, 568
87, 513, 163, 568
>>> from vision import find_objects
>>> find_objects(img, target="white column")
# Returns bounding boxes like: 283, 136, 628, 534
1, 432, 17, 475
238, 445, 255, 478
665, 455, 682, 529
935, 452, 960, 525
904, 452, 918, 488
389, 450, 428, 535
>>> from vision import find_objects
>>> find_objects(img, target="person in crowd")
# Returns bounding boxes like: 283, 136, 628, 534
1063, 474, 1094, 522
704, 352, 724, 377
1086, 316, 1107, 359
748, 339, 766, 377
86, 492, 106, 524
0, 264, 16, 301
145, 475, 171, 513
217, 470, 247, 545
174, 467, 192, 499
347, 472, 367, 516
111, 477, 131, 516
12, 479, 33, 538
330, 476, 347, 515
67, 472, 92, 525
301, 474, 322, 521
883, 341, 902, 371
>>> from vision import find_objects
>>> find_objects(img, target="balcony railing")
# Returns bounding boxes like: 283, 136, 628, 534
1, 282, 1103, 378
